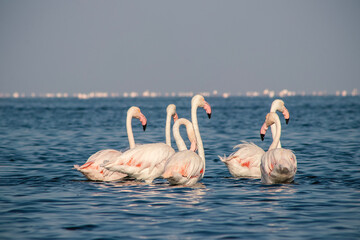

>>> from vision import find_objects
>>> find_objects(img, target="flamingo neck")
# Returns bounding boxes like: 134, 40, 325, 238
269, 116, 281, 151
126, 112, 135, 149
191, 103, 205, 168
269, 102, 279, 113
270, 104, 282, 148
173, 118, 196, 152
173, 119, 187, 151
165, 111, 172, 147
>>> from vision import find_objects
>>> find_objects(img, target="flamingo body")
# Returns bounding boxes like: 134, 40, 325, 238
74, 149, 126, 181
260, 148, 297, 184
163, 150, 204, 186
104, 143, 175, 183
220, 142, 265, 178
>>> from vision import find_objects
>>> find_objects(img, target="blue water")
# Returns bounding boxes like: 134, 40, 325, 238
0, 96, 359, 239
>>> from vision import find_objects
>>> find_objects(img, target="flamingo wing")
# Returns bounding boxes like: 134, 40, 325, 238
74, 149, 127, 181
163, 150, 204, 186
104, 143, 175, 183
220, 142, 265, 178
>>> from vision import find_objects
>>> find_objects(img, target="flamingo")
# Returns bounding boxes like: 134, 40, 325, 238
162, 118, 198, 185
73, 106, 147, 181
103, 104, 181, 183
219, 99, 290, 178
260, 112, 297, 184
163, 95, 212, 186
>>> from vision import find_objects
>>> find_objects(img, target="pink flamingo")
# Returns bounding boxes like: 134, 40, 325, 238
220, 99, 290, 178
103, 104, 181, 183
260, 112, 297, 184
73, 106, 147, 181
163, 95, 212, 186
162, 118, 198, 185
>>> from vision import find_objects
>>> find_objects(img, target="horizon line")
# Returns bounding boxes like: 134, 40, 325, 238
1, 88, 358, 99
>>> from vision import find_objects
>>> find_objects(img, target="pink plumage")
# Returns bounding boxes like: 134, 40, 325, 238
163, 95, 212, 186
103, 104, 179, 183
104, 143, 175, 183
74, 149, 126, 181
163, 150, 204, 186
73, 106, 147, 181
220, 99, 290, 178
220, 142, 264, 178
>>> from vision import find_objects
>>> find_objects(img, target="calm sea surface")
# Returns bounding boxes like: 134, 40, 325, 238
0, 96, 359, 239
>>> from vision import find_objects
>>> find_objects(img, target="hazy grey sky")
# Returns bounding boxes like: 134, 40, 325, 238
0, 0, 359, 95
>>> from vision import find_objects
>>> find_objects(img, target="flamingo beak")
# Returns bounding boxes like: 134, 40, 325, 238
139, 113, 147, 131
260, 122, 268, 141
173, 113, 179, 122
283, 107, 290, 125
260, 134, 265, 141
203, 102, 212, 119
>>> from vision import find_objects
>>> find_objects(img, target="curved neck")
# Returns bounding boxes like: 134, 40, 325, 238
191, 103, 205, 168
165, 111, 172, 147
173, 119, 187, 151
126, 112, 135, 149
270, 104, 282, 148
269, 102, 278, 113
269, 116, 281, 151
270, 110, 281, 149
173, 118, 196, 152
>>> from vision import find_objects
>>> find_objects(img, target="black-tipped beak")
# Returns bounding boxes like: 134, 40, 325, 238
285, 118, 289, 125
260, 134, 265, 141
143, 124, 147, 131
207, 113, 211, 119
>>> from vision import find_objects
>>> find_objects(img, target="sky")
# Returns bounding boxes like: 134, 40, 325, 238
0, 0, 359, 95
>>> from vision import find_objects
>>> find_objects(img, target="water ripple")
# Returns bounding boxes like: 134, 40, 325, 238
0, 97, 360, 239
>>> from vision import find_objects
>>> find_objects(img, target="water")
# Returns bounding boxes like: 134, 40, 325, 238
0, 96, 359, 239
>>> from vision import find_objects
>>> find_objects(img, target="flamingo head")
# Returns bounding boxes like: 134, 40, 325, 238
173, 113, 179, 122
166, 104, 178, 122
167, 104, 178, 122
260, 122, 268, 141
141, 115, 147, 131
283, 107, 290, 125
192, 94, 212, 119
190, 141, 198, 152
271, 99, 290, 124
129, 106, 147, 131
204, 102, 212, 119
260, 113, 277, 141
